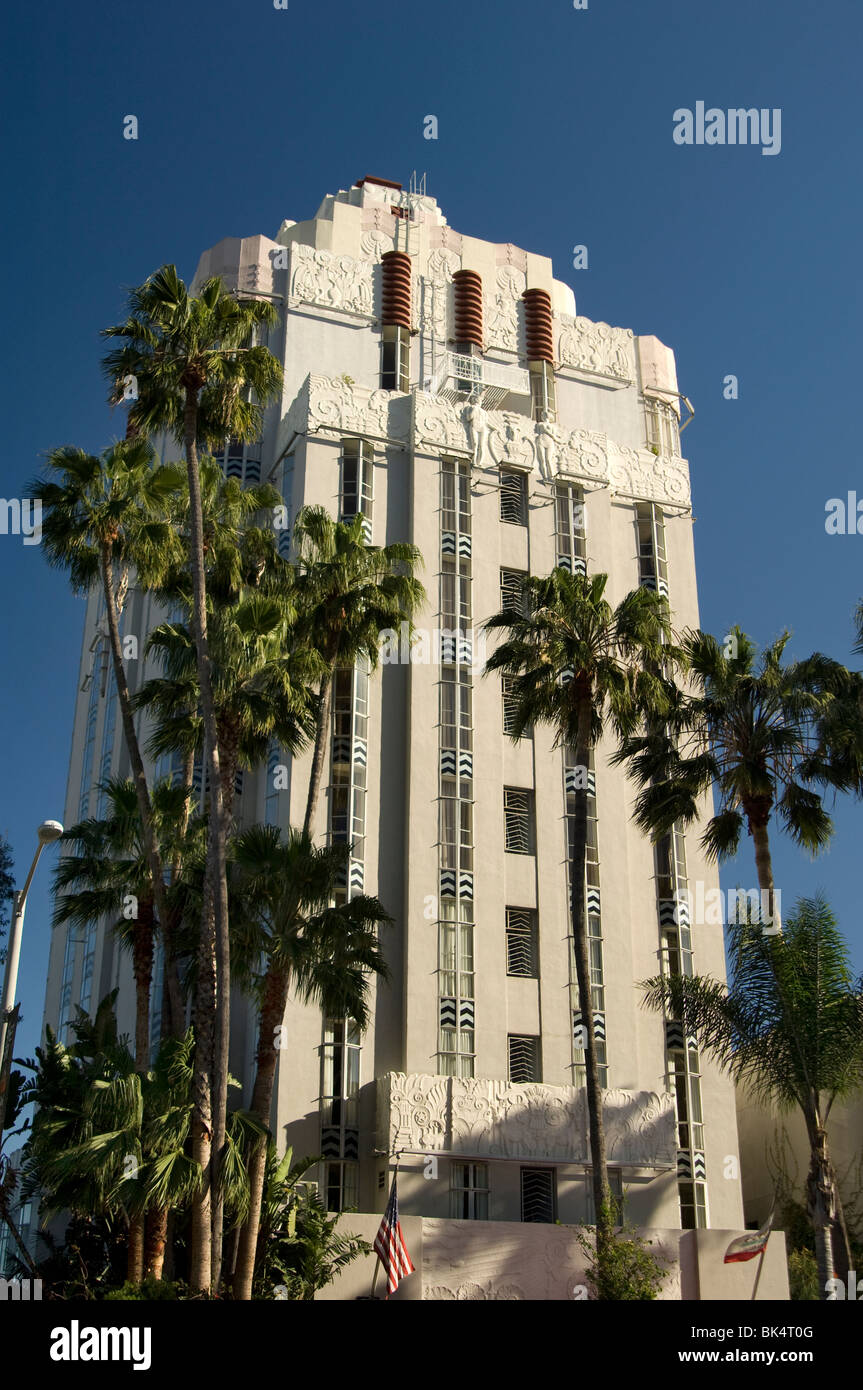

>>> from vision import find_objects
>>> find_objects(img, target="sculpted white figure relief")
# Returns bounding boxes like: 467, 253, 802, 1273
558, 315, 635, 383
485, 267, 526, 352
289, 243, 374, 317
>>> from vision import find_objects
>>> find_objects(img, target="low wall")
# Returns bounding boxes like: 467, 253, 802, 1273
314, 1215, 789, 1301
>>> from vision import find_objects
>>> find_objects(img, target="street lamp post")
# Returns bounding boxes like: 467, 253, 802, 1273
0, 820, 64, 1144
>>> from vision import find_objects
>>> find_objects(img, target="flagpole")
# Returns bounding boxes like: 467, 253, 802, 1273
367, 1150, 403, 1300
750, 1241, 768, 1301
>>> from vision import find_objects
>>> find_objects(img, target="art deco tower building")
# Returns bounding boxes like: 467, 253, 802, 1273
43, 176, 743, 1238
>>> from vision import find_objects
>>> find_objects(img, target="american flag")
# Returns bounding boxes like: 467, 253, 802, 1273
374, 1172, 415, 1296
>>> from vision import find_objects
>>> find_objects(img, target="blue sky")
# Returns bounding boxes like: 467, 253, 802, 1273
1, 0, 861, 1070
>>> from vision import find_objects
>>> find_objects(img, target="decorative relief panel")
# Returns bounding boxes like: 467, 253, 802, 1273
282, 379, 689, 507
603, 1088, 677, 1167
289, 243, 374, 318
379, 1072, 677, 1167
284, 374, 410, 445
608, 440, 691, 508
360, 229, 394, 263
558, 315, 636, 384
485, 267, 526, 353
418, 248, 461, 337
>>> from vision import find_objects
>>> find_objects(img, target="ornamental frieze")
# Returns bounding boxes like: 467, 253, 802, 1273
378, 1072, 676, 1167
558, 314, 636, 384
288, 242, 374, 318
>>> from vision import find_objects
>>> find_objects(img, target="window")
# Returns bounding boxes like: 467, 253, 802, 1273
499, 469, 527, 525
678, 1180, 708, 1230
504, 787, 534, 854
501, 675, 531, 738
440, 666, 472, 754
57, 927, 77, 1042
668, 1047, 704, 1154
330, 662, 368, 861
520, 1167, 555, 1223
500, 567, 528, 617
636, 502, 668, 597
438, 900, 475, 1077
451, 1162, 489, 1219
506, 907, 538, 978
325, 1161, 359, 1214
78, 921, 97, 1017
584, 1168, 623, 1223
277, 455, 294, 560
441, 457, 471, 537
320, 1016, 360, 1208
565, 749, 604, 1014
440, 775, 473, 872
381, 323, 410, 391
508, 1034, 541, 1084
341, 439, 373, 533
440, 555, 471, 632
645, 395, 680, 457
572, 1012, 608, 1088
530, 361, 556, 421
555, 483, 587, 575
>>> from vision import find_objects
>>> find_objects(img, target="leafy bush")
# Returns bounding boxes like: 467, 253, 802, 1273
575, 1204, 671, 1301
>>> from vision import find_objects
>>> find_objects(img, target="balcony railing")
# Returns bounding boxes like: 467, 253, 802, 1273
426, 352, 531, 409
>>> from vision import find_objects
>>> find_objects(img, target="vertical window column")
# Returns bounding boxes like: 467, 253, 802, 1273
564, 748, 608, 1086
437, 458, 475, 1076
341, 438, 373, 542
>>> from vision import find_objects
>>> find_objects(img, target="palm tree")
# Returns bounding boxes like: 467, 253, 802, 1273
641, 896, 863, 1297
32, 440, 185, 1028
52, 779, 206, 1070
484, 568, 675, 1259
292, 506, 425, 837
136, 469, 320, 831
228, 825, 391, 1301
615, 627, 854, 933
102, 264, 283, 1289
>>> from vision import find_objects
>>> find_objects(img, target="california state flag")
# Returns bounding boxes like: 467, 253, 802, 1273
724, 1214, 773, 1264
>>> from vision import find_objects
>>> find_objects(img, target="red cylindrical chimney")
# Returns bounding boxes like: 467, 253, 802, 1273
381, 250, 412, 330
523, 287, 554, 363
453, 269, 484, 351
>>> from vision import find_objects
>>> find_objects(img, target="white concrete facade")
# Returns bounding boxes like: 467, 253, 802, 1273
43, 177, 744, 1242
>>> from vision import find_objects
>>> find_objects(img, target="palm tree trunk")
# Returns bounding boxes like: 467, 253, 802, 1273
210, 719, 240, 1291
183, 386, 231, 1293
100, 545, 170, 1048
232, 964, 289, 1301
189, 838, 216, 1290
144, 1205, 168, 1280
303, 672, 334, 838
161, 746, 196, 1043
126, 1214, 145, 1284
805, 1119, 837, 1298
131, 898, 156, 1072
570, 693, 613, 1261
748, 812, 781, 931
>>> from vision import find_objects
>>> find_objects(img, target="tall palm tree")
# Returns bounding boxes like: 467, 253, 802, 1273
615, 627, 854, 933
32, 440, 185, 1028
228, 825, 391, 1301
484, 568, 675, 1259
102, 265, 283, 1289
292, 506, 425, 837
52, 779, 207, 1070
51, 780, 206, 1282
641, 896, 863, 1296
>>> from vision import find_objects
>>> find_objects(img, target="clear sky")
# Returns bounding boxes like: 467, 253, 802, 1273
1, 0, 861, 1072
